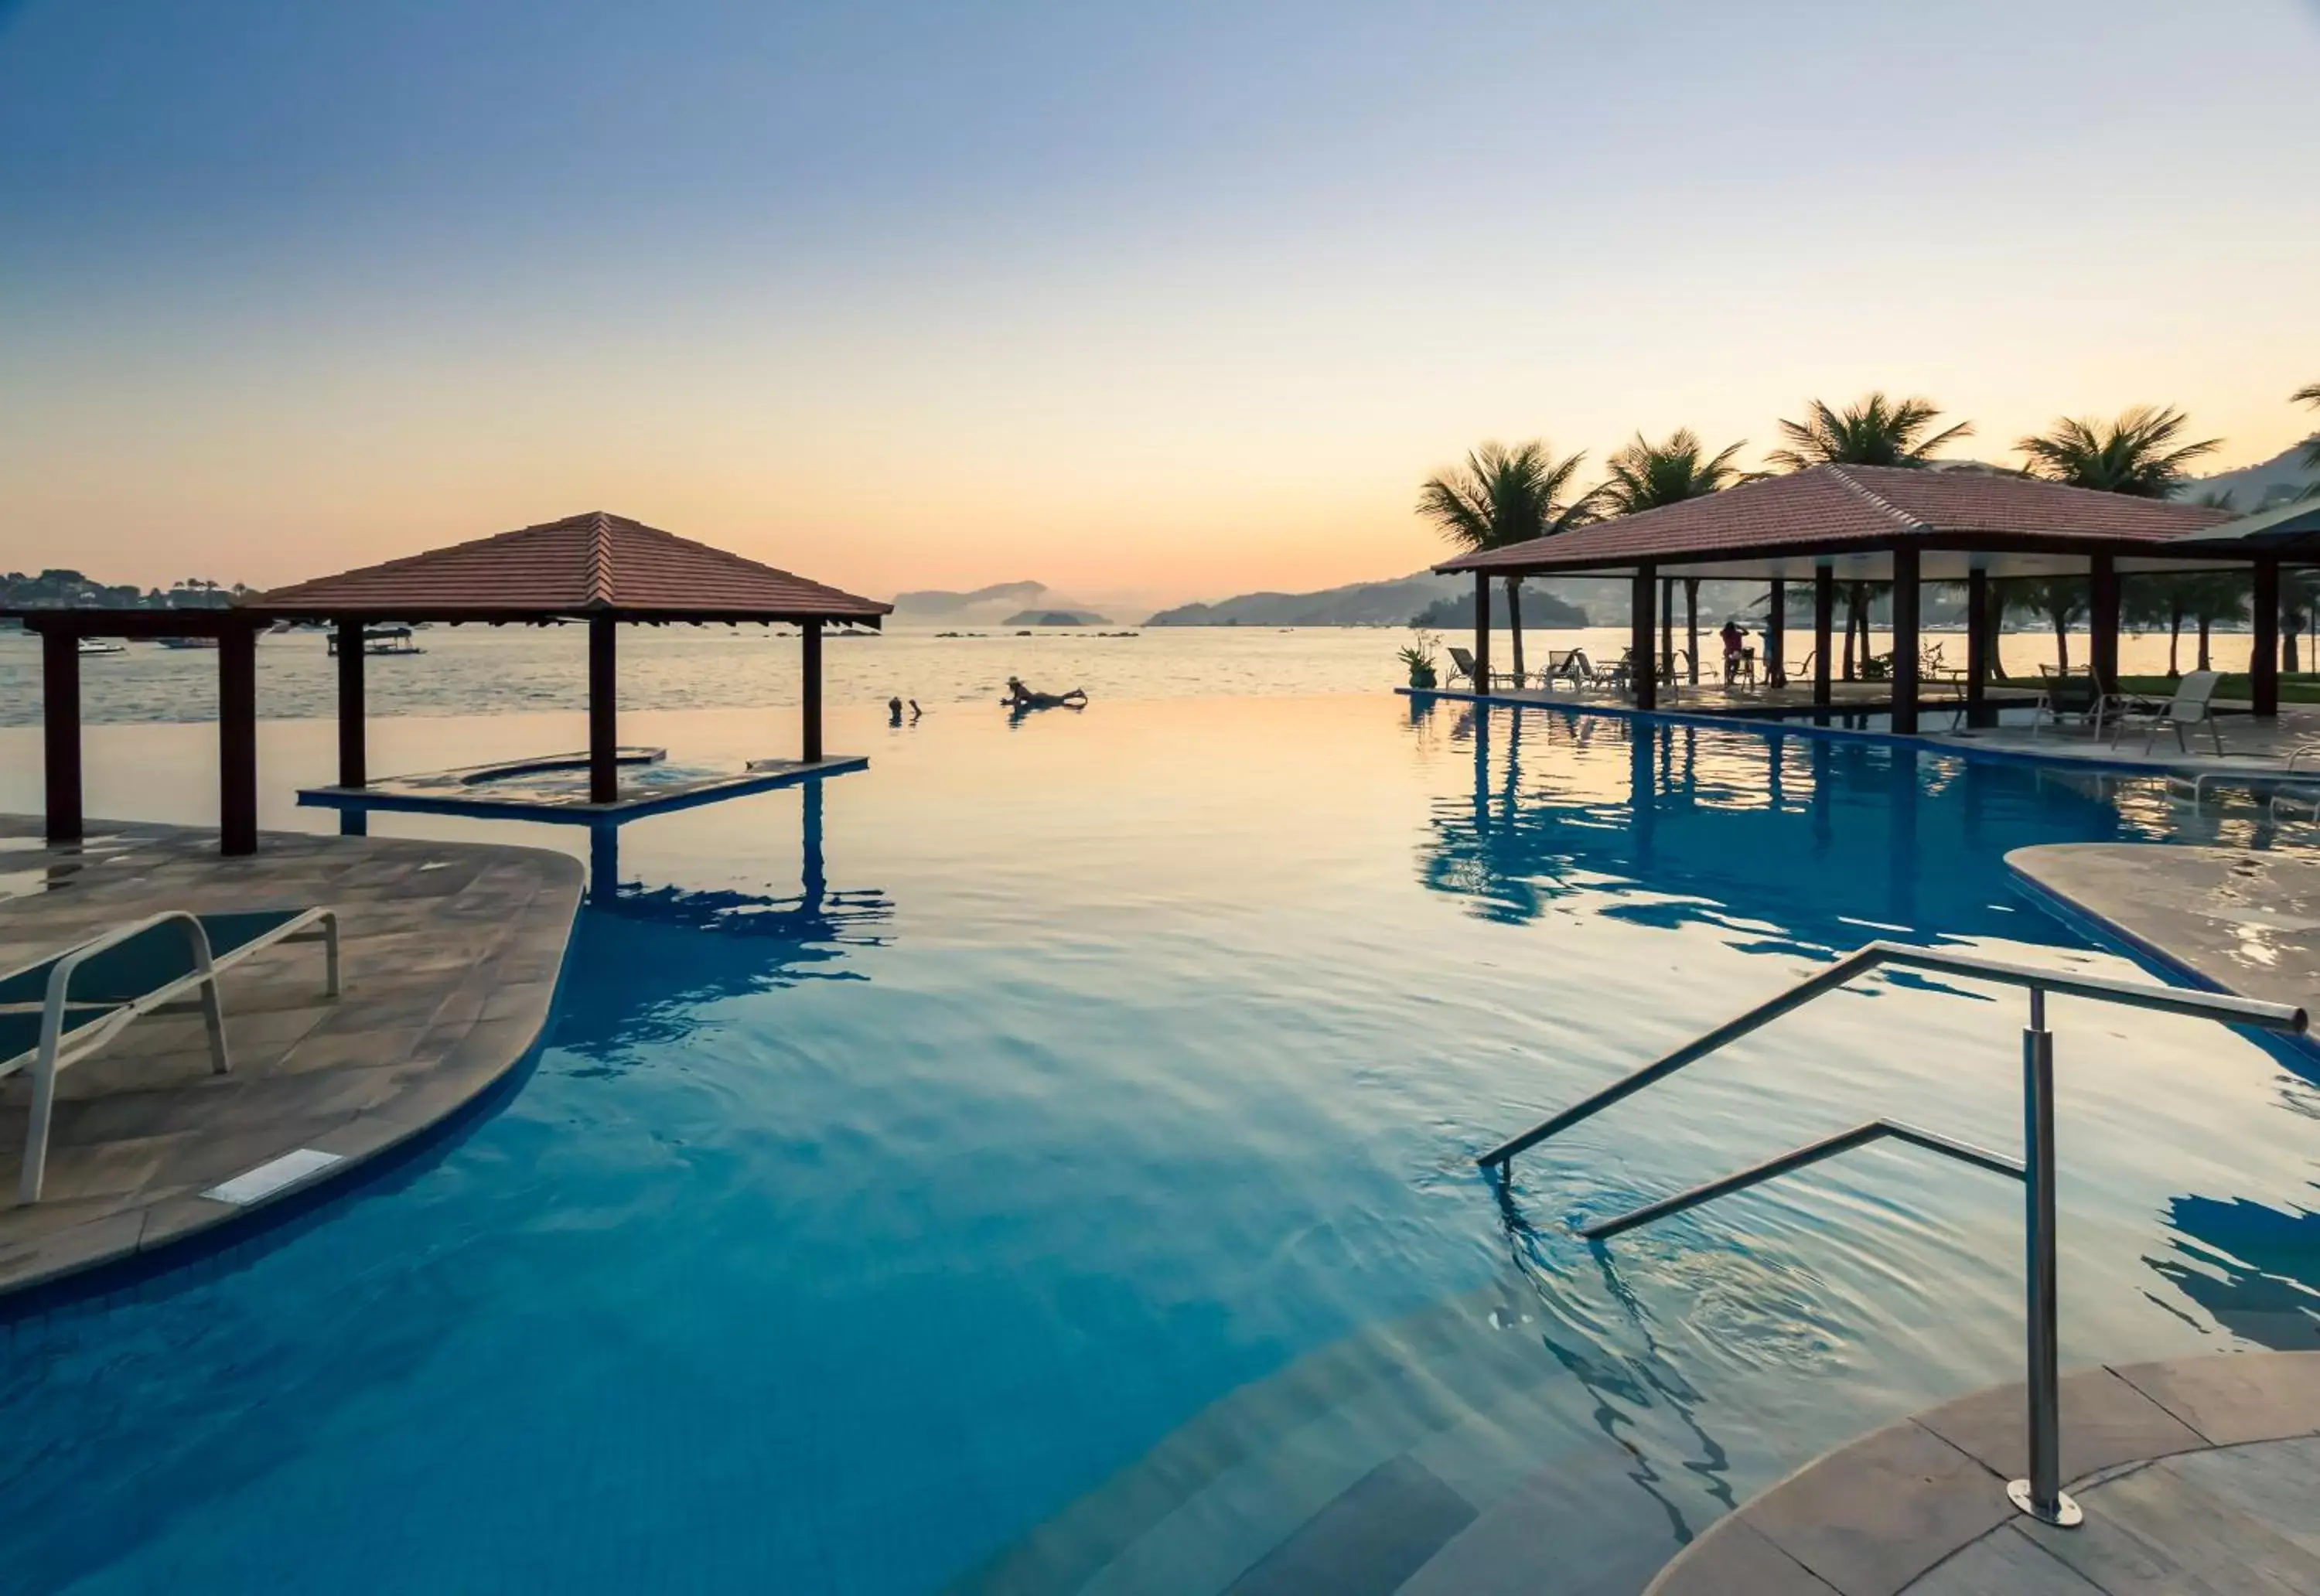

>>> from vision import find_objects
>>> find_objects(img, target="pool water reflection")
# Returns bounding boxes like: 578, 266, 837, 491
0, 695, 2311, 1594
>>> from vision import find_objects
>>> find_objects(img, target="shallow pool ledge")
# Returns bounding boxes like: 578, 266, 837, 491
2008, 843, 2320, 1060
1646, 1350, 2320, 1594
0, 816, 582, 1301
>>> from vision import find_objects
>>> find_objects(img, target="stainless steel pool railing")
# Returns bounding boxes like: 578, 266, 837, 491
1475, 942, 2307, 1529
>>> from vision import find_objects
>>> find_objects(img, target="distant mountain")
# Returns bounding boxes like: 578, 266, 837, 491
1146, 570, 1586, 628
2178, 442, 2320, 513
1001, 608, 1110, 626
891, 581, 1048, 619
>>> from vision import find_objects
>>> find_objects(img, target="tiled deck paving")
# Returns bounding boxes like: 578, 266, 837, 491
2008, 844, 2320, 1040
0, 814, 580, 1297
1648, 1352, 2320, 1594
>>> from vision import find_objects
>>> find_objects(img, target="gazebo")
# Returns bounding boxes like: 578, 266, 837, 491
15, 511, 889, 857
1435, 465, 2246, 732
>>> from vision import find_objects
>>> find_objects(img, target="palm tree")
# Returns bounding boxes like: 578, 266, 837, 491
2015, 405, 2221, 498
2181, 573, 2250, 673
1418, 440, 1598, 684
2126, 575, 2192, 678
1596, 429, 1751, 681
2004, 578, 2089, 674
2298, 381, 2320, 472
1767, 393, 1974, 471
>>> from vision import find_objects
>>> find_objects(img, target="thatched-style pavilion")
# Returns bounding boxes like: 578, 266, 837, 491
1435, 465, 2246, 731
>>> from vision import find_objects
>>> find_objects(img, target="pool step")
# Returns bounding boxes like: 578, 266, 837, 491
950, 1281, 1715, 1594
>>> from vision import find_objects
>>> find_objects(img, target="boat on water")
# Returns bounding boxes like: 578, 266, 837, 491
327, 625, 426, 657
75, 637, 127, 656
155, 636, 220, 650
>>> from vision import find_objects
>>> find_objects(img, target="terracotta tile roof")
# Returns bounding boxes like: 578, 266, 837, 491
244, 511, 890, 619
1437, 465, 2236, 575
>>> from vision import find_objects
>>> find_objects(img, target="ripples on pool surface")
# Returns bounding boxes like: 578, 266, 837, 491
1, 696, 2314, 1594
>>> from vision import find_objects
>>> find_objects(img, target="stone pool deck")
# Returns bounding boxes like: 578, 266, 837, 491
0, 815, 580, 1297
2008, 842, 2320, 1034
1649, 1351, 2320, 1594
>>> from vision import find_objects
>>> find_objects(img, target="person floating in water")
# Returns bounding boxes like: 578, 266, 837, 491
1005, 676, 1087, 710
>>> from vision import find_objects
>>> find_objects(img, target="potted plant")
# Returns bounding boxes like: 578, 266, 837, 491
1401, 628, 1441, 690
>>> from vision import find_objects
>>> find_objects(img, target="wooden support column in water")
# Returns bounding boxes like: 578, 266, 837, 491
1890, 544, 1921, 735
41, 623, 83, 844
336, 617, 367, 787
1765, 580, 1786, 686
1966, 568, 1991, 727
802, 619, 824, 763
1813, 568, 1834, 708
589, 615, 619, 804
1630, 562, 1656, 711
219, 620, 258, 855
2088, 553, 2120, 691
2253, 555, 2281, 719
1471, 572, 1490, 692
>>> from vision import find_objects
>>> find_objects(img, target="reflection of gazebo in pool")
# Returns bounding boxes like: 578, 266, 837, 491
554, 781, 894, 1059
1417, 703, 2121, 953
246, 510, 891, 825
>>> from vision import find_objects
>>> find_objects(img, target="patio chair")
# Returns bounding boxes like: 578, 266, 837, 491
0, 908, 339, 1203
2110, 670, 2226, 754
1595, 650, 1633, 690
2028, 667, 2130, 742
1541, 649, 1588, 690
1445, 644, 1528, 691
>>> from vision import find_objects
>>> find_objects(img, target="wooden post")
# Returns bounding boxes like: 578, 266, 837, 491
41, 624, 83, 844
1766, 579, 1786, 687
218, 620, 258, 855
802, 619, 824, 762
1659, 575, 1675, 680
1630, 563, 1657, 711
589, 614, 618, 803
1813, 568, 1834, 708
2088, 553, 2120, 693
1891, 545, 1921, 735
335, 617, 367, 787
2253, 555, 2281, 719
1471, 572, 1490, 693
1966, 568, 1990, 726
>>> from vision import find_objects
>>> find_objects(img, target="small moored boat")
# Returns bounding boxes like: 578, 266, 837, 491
327, 625, 426, 657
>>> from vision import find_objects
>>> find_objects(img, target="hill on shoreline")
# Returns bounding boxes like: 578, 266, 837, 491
1145, 570, 1584, 628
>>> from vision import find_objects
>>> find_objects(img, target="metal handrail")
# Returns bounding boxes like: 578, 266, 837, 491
1477, 941, 2304, 1168
1477, 940, 2307, 1530
1581, 1117, 2023, 1240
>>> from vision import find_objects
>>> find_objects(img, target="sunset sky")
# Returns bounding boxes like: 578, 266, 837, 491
3, 1, 2317, 611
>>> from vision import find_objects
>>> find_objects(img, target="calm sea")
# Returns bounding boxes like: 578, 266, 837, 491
0, 620, 2265, 728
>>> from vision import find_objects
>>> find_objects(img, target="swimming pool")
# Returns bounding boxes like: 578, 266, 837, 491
1, 695, 2313, 1593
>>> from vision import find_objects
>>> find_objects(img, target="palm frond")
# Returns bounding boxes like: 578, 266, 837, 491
1766, 391, 1973, 471
2015, 405, 2222, 499
1415, 438, 1596, 551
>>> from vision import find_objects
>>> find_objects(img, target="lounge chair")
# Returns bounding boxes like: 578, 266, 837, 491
0, 909, 339, 1202
1541, 649, 1588, 690
2109, 670, 2225, 754
2029, 667, 2130, 741
1445, 645, 1527, 691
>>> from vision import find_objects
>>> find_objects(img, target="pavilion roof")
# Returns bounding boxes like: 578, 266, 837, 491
2167, 495, 2320, 551
1435, 465, 2235, 578
242, 510, 891, 622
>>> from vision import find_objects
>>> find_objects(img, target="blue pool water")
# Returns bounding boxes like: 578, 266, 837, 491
1, 695, 2315, 1593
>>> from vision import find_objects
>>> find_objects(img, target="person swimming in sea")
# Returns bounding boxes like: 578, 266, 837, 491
1005, 676, 1087, 710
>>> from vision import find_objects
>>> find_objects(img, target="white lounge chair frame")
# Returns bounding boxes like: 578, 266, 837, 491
0, 909, 339, 1203
2108, 670, 2225, 754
